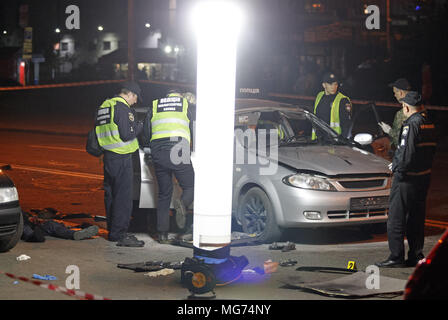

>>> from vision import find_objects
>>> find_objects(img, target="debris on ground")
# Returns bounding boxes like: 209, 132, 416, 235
268, 241, 296, 252
32, 274, 57, 281
144, 268, 175, 277
279, 259, 298, 267
117, 261, 183, 272
16, 254, 31, 261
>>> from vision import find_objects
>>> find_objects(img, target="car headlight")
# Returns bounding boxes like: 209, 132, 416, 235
283, 174, 336, 191
0, 187, 19, 204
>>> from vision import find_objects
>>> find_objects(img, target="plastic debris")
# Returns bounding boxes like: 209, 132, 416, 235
32, 274, 57, 281
279, 259, 298, 267
144, 268, 175, 277
16, 254, 31, 261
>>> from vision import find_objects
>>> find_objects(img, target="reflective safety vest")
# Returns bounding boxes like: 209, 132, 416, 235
311, 91, 349, 140
150, 93, 191, 143
95, 97, 139, 154
257, 120, 285, 140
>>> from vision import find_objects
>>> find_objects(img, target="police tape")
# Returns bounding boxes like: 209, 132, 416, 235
0, 79, 126, 91
0, 270, 111, 300
268, 92, 448, 111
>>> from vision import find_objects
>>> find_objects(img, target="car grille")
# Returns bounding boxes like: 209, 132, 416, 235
0, 224, 17, 236
327, 209, 388, 220
338, 179, 385, 189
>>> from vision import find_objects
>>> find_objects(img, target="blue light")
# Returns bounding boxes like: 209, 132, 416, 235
415, 5, 421, 10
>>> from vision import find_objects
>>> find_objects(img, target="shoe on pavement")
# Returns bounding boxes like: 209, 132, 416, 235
116, 234, 145, 247
157, 232, 173, 244
73, 225, 99, 240
375, 259, 405, 268
174, 199, 187, 230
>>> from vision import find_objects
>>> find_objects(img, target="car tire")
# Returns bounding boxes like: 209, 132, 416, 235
0, 212, 24, 253
238, 187, 282, 243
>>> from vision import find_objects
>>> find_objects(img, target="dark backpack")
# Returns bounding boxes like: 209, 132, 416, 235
86, 128, 103, 157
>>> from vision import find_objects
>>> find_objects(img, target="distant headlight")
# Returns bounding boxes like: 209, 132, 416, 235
283, 174, 337, 191
0, 187, 19, 204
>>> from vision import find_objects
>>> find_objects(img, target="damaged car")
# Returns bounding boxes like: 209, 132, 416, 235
133, 98, 391, 243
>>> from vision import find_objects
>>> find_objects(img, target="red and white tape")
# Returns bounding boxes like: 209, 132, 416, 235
1, 271, 110, 300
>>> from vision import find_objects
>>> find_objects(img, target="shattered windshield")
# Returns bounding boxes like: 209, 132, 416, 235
234, 109, 349, 148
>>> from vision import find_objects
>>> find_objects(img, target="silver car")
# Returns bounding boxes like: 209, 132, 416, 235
134, 98, 391, 243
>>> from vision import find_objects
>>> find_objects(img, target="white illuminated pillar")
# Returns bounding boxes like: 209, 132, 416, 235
192, 2, 242, 251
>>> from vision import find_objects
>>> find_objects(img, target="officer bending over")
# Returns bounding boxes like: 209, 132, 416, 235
143, 89, 195, 244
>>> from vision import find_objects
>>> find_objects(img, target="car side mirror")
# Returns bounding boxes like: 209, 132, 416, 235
353, 133, 373, 145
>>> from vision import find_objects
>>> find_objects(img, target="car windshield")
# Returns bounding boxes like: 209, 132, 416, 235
234, 109, 350, 148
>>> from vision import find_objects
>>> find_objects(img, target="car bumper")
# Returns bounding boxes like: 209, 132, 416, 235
273, 182, 389, 228
0, 202, 22, 240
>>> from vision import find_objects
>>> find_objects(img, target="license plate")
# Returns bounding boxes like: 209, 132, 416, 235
350, 196, 389, 210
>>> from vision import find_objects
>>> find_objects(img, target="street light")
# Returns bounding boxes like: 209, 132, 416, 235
2, 30, 7, 35
187, 1, 244, 288
145, 22, 151, 28
164, 45, 172, 54
55, 28, 61, 33
97, 25, 104, 31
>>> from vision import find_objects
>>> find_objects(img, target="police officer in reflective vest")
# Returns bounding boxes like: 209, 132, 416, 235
311, 72, 352, 139
95, 81, 144, 247
143, 89, 195, 243
376, 91, 437, 268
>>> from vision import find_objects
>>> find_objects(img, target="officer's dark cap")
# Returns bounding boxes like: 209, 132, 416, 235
322, 72, 339, 84
399, 91, 421, 106
166, 87, 183, 96
388, 78, 411, 91
121, 81, 143, 102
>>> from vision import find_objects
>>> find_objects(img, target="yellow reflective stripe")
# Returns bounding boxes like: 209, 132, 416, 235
152, 118, 189, 127
97, 130, 120, 139
101, 138, 138, 151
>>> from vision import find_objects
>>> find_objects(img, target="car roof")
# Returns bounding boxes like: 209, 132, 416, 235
235, 98, 306, 113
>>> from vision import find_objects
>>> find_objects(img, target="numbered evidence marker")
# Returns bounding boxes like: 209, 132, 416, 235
347, 260, 357, 270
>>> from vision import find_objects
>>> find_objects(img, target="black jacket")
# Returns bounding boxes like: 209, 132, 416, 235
392, 110, 437, 177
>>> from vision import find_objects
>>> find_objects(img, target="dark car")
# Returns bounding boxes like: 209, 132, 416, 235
0, 165, 23, 252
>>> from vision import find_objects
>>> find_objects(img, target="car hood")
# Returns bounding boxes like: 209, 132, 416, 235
277, 145, 390, 176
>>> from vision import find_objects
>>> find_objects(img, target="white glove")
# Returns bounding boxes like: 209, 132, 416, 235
388, 162, 393, 171
378, 122, 392, 134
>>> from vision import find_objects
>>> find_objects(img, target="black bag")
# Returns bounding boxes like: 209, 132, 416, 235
86, 128, 103, 157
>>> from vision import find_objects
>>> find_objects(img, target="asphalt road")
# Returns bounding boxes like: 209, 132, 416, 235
0, 86, 447, 303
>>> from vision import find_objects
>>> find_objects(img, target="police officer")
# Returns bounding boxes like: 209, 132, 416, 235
143, 89, 195, 243
312, 72, 352, 139
376, 91, 437, 268
95, 81, 144, 247
378, 78, 412, 148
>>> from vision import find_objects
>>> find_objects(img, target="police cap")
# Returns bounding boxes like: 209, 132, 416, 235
399, 91, 421, 106
388, 78, 411, 91
121, 81, 143, 102
322, 72, 339, 84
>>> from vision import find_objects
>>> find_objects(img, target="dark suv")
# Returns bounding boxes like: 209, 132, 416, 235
0, 166, 23, 252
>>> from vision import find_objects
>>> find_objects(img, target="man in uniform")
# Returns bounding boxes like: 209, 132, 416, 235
312, 72, 352, 139
95, 81, 144, 247
143, 89, 195, 243
376, 91, 437, 268
379, 78, 412, 149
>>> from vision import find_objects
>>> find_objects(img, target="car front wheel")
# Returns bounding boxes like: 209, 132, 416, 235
238, 187, 282, 243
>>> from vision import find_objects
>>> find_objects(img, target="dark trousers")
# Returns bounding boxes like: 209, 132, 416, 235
387, 173, 430, 261
22, 221, 75, 241
103, 154, 133, 241
152, 149, 194, 233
